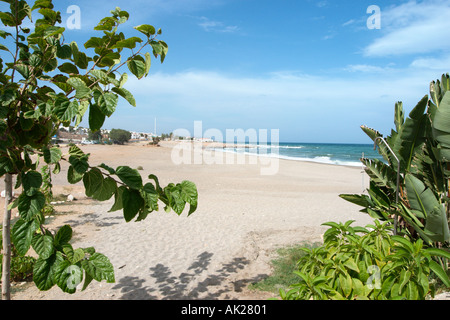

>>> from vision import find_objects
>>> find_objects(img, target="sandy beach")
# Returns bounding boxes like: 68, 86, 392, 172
3, 140, 376, 300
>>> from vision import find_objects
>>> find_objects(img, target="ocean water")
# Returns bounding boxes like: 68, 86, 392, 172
217, 142, 384, 167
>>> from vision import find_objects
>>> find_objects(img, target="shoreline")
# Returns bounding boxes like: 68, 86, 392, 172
160, 140, 366, 169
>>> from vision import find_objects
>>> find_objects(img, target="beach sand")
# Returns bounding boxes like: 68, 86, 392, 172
3, 141, 376, 300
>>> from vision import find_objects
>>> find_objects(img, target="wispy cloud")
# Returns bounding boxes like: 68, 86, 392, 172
342, 19, 355, 27
316, 1, 328, 8
344, 64, 395, 73
197, 17, 239, 33
363, 0, 450, 57
410, 55, 450, 70
116, 66, 444, 142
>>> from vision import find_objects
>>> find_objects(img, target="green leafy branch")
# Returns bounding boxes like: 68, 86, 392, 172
1, 0, 197, 299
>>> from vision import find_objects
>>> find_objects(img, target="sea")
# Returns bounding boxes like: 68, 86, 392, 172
214, 142, 385, 167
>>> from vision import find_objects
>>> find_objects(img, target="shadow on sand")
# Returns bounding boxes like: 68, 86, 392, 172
111, 251, 267, 299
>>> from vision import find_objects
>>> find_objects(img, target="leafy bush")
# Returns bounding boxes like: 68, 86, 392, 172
109, 128, 132, 145
281, 220, 450, 300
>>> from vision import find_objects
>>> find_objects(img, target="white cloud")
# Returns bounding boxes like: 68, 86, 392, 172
363, 0, 450, 57
410, 55, 450, 70
198, 17, 239, 33
342, 19, 355, 27
344, 64, 394, 73
118, 67, 444, 142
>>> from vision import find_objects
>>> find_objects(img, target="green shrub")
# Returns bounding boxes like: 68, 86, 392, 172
250, 242, 321, 293
281, 220, 450, 300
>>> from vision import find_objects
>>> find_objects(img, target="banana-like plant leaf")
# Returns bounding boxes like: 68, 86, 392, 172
394, 101, 404, 133
339, 194, 372, 208
361, 158, 397, 190
432, 91, 450, 161
429, 260, 450, 287
424, 205, 450, 243
396, 96, 428, 171
404, 174, 439, 217
361, 126, 395, 165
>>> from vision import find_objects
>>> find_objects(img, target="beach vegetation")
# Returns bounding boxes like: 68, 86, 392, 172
249, 242, 321, 294
0, 0, 197, 300
88, 130, 102, 142
109, 128, 131, 145
281, 74, 450, 300
281, 220, 450, 300
340, 74, 450, 246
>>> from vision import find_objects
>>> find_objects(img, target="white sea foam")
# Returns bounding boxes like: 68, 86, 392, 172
212, 148, 362, 167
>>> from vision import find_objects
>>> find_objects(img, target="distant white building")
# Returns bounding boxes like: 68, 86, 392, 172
131, 131, 155, 140
194, 137, 214, 142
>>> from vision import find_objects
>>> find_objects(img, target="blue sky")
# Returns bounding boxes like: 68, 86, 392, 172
3, 0, 450, 143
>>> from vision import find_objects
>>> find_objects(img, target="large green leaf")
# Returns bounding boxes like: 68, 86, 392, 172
142, 182, 159, 211
424, 205, 450, 242
180, 180, 198, 215
33, 252, 64, 291
67, 77, 91, 99
83, 168, 104, 198
111, 37, 142, 50
432, 92, 450, 161
165, 186, 186, 215
91, 176, 116, 201
339, 194, 372, 208
11, 219, 38, 256
88, 103, 105, 132
32, 231, 55, 260
54, 96, 77, 122
396, 96, 428, 171
67, 166, 83, 184
53, 261, 83, 293
429, 260, 450, 287
127, 55, 146, 79
54, 225, 73, 247
405, 174, 439, 217
111, 87, 136, 107
68, 144, 86, 157
74, 51, 89, 69
115, 166, 142, 189
56, 43, 72, 59
361, 125, 397, 166
144, 52, 151, 77
0, 156, 14, 176
134, 24, 156, 37
80, 252, 115, 283
21, 170, 43, 195
122, 188, 144, 222
58, 62, 79, 75
361, 158, 397, 190
68, 154, 89, 175
109, 185, 125, 212
394, 101, 404, 132
43, 146, 62, 164
93, 90, 118, 117
84, 37, 105, 49
17, 192, 46, 221
63, 246, 85, 264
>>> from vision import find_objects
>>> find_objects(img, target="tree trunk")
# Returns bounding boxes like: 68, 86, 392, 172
1, 173, 13, 300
